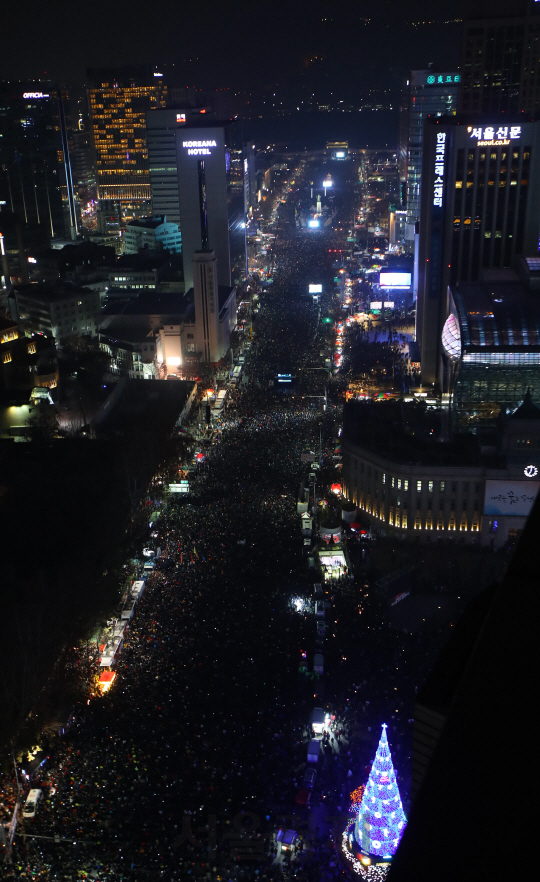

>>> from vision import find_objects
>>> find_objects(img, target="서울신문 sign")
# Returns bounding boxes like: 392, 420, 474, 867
468, 125, 521, 147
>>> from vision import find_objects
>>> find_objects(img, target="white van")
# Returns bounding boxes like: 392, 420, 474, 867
23, 789, 42, 819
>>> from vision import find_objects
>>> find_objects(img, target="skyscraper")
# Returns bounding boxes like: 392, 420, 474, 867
403, 71, 461, 249
87, 66, 167, 211
146, 108, 211, 228
146, 114, 231, 291
459, 0, 540, 116
177, 125, 231, 292
416, 116, 540, 385
0, 81, 78, 245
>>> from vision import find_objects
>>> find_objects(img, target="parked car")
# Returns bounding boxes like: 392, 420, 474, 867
303, 767, 317, 788
23, 789, 42, 819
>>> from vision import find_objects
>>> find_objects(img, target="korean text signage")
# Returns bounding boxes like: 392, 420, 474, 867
183, 139, 217, 156
429, 130, 447, 299
467, 125, 521, 147
426, 74, 460, 85
483, 480, 539, 517
433, 132, 446, 208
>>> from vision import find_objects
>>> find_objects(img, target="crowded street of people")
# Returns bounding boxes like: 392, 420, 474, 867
1, 160, 475, 882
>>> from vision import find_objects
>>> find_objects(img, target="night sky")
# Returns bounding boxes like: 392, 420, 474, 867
1, 0, 462, 98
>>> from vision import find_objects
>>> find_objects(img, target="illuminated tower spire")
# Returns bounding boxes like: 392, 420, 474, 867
354, 724, 407, 859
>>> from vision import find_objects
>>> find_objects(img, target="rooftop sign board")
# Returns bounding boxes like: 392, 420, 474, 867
182, 139, 217, 155
467, 125, 521, 147
426, 74, 460, 85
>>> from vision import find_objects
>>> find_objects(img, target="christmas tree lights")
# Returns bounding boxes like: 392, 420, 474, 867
354, 724, 407, 859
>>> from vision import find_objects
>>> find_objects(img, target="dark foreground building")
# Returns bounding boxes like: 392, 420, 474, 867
388, 486, 537, 880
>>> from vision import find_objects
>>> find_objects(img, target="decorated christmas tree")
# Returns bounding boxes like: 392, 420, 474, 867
354, 724, 407, 860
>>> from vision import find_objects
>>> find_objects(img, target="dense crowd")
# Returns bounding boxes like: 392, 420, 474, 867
2, 170, 462, 881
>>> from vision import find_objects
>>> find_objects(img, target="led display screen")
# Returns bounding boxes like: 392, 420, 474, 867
379, 272, 411, 288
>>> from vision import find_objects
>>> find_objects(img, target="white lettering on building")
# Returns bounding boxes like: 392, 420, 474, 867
433, 131, 446, 207
182, 140, 218, 156
468, 125, 521, 142
23, 92, 49, 99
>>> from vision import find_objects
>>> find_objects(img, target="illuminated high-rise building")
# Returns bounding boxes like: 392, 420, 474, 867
403, 71, 460, 249
416, 116, 540, 386
87, 66, 167, 211
0, 81, 78, 247
146, 114, 231, 291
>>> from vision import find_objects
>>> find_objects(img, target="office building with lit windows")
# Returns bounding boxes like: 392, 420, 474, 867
459, 0, 540, 116
146, 114, 231, 291
87, 66, 167, 210
10, 281, 101, 341
0, 81, 78, 246
145, 107, 217, 228
341, 399, 540, 549
403, 70, 460, 246
416, 116, 540, 386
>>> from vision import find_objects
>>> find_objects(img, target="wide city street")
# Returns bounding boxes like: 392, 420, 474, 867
4, 162, 453, 882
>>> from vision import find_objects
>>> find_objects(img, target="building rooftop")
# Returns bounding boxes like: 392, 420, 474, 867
127, 216, 167, 230
93, 378, 196, 436
100, 291, 191, 319
343, 400, 491, 468
0, 317, 18, 332
12, 281, 94, 303
508, 388, 540, 420
451, 281, 540, 352
114, 252, 173, 272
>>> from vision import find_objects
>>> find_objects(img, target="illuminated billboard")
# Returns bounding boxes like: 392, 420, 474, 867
467, 125, 521, 147
182, 139, 217, 156
379, 272, 411, 289
169, 482, 190, 493
370, 302, 395, 309
484, 480, 539, 516
336, 151, 345, 158
308, 219, 320, 229
309, 284, 323, 294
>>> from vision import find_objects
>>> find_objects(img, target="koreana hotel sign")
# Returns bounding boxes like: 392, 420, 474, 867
183, 140, 217, 156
